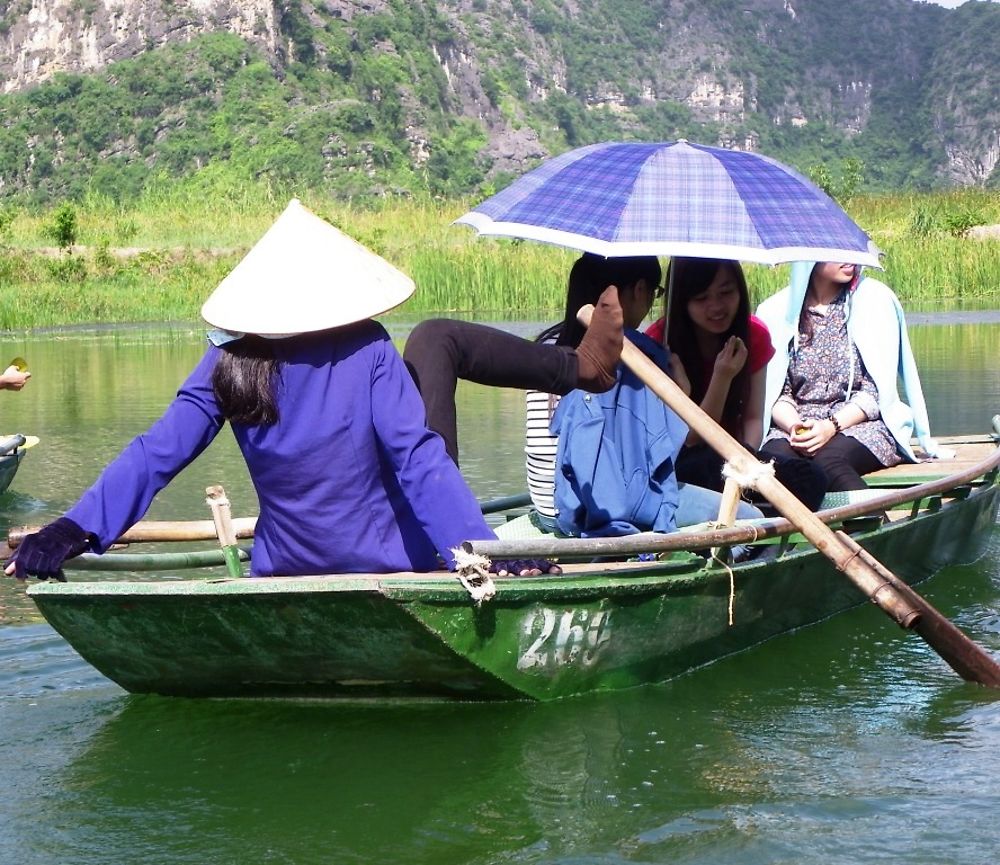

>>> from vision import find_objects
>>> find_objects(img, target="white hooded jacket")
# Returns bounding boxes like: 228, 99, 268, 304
756, 262, 947, 461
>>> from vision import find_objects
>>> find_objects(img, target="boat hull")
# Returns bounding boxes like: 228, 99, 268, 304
28, 480, 1000, 701
0, 450, 23, 494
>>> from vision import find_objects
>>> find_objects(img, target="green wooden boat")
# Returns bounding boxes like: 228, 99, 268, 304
26, 431, 1000, 701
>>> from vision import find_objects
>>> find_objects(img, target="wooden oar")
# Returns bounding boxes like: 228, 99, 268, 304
205, 485, 243, 578
7, 492, 530, 549
578, 305, 1000, 687
6, 518, 259, 549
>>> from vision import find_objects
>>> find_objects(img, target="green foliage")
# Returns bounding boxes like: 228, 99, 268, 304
279, 0, 316, 66
909, 201, 986, 238
807, 157, 866, 203
425, 120, 489, 196
941, 210, 980, 238
0, 204, 16, 243
94, 238, 115, 271
0, 189, 996, 332
46, 254, 87, 282
44, 203, 78, 249
0, 0, 996, 208
909, 206, 937, 238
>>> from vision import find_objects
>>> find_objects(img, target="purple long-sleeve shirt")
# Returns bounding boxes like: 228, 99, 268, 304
66, 321, 495, 575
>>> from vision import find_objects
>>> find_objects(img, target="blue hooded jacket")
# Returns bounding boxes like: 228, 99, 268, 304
550, 331, 689, 537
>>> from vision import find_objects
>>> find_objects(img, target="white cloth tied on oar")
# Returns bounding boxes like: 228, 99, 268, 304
451, 547, 496, 605
721, 459, 775, 491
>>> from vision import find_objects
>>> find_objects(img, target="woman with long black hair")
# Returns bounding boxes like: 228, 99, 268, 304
647, 257, 828, 512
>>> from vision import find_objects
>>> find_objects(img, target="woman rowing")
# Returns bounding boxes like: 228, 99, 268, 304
7, 201, 556, 580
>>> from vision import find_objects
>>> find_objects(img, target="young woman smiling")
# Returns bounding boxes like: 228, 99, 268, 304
647, 257, 828, 512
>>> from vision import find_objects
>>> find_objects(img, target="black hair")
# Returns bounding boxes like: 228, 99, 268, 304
665, 257, 751, 435
212, 335, 280, 425
536, 252, 662, 346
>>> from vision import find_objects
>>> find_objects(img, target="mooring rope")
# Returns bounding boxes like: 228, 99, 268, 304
707, 549, 738, 627
710, 460, 774, 626
451, 547, 496, 605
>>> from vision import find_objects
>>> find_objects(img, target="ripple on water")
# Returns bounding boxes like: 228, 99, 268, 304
0, 623, 116, 698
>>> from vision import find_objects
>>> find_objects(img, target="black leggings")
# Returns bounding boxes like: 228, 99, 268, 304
676, 443, 830, 512
403, 319, 578, 463
759, 434, 884, 492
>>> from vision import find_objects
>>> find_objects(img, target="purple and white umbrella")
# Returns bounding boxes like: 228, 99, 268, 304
456, 140, 881, 267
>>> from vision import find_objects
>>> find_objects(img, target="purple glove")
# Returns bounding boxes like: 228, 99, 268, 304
9, 517, 90, 581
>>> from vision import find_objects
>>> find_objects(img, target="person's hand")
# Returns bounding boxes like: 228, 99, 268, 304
4, 518, 90, 581
788, 418, 836, 455
712, 336, 747, 382
0, 365, 31, 391
489, 559, 562, 577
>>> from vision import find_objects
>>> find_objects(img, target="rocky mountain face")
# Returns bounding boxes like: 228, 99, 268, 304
0, 0, 997, 197
1, 0, 278, 91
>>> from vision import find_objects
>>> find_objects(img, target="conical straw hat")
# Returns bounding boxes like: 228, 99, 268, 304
201, 199, 416, 335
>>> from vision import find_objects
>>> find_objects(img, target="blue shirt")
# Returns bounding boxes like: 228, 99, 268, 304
550, 331, 688, 537
67, 321, 495, 575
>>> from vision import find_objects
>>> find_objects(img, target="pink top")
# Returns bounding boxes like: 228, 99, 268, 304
645, 314, 775, 377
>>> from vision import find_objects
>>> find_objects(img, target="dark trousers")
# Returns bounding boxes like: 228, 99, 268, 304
759, 434, 883, 492
403, 319, 578, 463
677, 443, 830, 513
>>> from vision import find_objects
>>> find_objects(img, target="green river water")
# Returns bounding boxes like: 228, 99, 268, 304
1, 313, 999, 865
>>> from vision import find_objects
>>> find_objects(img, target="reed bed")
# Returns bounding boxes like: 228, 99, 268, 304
1, 186, 998, 330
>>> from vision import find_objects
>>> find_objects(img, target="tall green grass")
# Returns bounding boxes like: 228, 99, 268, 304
1, 185, 998, 330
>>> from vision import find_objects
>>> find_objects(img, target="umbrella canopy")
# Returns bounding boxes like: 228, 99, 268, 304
456, 140, 881, 267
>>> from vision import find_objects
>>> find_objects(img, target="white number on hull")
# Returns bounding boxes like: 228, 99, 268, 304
517, 608, 611, 670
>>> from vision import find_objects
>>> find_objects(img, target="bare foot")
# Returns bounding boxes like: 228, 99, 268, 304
576, 285, 623, 392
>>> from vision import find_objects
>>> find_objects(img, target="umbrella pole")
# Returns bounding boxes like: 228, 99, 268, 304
577, 304, 1000, 687
663, 257, 675, 336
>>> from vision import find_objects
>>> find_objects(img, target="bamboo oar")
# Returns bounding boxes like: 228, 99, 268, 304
64, 548, 251, 571
6, 518, 259, 549
580, 308, 1000, 686
6, 493, 531, 549
471, 444, 999, 558
205, 485, 243, 578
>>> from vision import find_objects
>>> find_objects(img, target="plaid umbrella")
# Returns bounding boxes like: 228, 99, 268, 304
456, 140, 881, 267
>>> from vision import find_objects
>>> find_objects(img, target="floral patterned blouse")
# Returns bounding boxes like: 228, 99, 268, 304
762, 291, 901, 467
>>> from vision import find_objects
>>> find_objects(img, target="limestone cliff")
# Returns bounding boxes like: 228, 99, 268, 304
1, 0, 278, 93
0, 0, 996, 195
